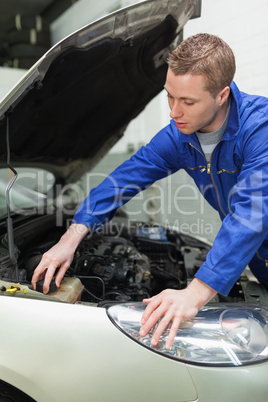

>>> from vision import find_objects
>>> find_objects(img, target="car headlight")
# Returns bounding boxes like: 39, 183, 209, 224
107, 302, 268, 366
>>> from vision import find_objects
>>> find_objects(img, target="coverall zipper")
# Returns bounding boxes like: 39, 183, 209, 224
189, 142, 226, 217
217, 162, 243, 175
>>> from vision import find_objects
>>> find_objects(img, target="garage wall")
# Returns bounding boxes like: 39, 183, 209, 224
184, 0, 268, 96
0, 67, 25, 100
50, 0, 123, 44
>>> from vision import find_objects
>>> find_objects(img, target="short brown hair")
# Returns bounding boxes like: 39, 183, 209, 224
168, 33, 236, 97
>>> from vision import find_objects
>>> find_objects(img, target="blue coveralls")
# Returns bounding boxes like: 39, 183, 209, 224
73, 81, 268, 296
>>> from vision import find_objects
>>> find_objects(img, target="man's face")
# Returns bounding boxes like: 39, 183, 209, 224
164, 69, 226, 134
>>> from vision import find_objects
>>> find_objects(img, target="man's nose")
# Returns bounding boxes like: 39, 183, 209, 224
170, 100, 183, 119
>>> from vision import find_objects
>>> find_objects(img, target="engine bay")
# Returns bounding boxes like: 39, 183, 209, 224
1, 214, 266, 306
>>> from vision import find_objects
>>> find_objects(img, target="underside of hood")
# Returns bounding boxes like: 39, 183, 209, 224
0, 0, 197, 183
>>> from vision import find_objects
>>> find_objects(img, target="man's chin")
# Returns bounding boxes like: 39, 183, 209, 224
178, 127, 194, 135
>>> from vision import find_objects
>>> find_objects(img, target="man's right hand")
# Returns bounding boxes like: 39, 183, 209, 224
31, 223, 89, 294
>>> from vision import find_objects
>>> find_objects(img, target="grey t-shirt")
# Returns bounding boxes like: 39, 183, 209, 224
196, 105, 230, 162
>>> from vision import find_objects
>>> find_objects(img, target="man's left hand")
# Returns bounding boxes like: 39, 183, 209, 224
140, 278, 217, 349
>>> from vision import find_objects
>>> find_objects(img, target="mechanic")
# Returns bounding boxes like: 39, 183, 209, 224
32, 33, 268, 349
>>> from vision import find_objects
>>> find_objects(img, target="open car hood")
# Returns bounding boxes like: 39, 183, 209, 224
0, 0, 196, 183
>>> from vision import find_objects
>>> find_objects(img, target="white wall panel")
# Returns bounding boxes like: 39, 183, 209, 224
184, 0, 268, 95
0, 67, 26, 101
51, 0, 121, 44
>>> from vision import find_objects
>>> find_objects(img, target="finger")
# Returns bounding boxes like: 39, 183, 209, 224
140, 304, 161, 329
142, 296, 154, 303
151, 311, 175, 346
140, 304, 167, 337
55, 263, 69, 287
31, 258, 50, 289
31, 270, 45, 290
42, 261, 60, 294
165, 317, 182, 349
141, 295, 162, 325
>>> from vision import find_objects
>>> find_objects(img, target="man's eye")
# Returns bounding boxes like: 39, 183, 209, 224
185, 101, 194, 106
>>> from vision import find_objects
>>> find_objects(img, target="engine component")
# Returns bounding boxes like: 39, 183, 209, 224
69, 234, 152, 302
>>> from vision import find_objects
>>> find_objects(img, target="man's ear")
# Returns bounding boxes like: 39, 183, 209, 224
218, 86, 230, 106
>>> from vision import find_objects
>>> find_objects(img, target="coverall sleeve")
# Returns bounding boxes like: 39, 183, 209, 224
195, 123, 268, 296
72, 125, 181, 230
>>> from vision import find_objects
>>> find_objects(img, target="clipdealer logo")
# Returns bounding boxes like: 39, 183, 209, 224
228, 170, 264, 233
